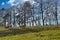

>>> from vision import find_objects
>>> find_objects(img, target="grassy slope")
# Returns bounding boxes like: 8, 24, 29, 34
0, 25, 60, 40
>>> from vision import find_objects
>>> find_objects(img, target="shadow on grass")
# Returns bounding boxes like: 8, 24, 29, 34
0, 26, 60, 37
0, 28, 42, 37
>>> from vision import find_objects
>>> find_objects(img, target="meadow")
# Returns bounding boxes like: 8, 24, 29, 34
0, 25, 60, 40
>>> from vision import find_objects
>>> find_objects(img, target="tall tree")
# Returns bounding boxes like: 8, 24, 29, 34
22, 1, 32, 26
54, 0, 58, 24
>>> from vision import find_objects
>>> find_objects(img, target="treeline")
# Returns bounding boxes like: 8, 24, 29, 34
0, 0, 60, 27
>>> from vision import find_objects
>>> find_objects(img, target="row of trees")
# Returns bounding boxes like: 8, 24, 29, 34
0, 0, 60, 27
34, 0, 59, 25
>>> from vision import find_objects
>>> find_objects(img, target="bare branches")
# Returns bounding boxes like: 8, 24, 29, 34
0, 0, 60, 27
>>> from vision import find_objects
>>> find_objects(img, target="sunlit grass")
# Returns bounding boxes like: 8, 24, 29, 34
0, 25, 60, 40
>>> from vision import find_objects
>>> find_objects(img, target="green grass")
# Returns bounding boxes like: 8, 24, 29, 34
0, 25, 60, 40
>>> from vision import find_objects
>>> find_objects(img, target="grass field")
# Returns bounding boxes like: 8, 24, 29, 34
0, 25, 60, 40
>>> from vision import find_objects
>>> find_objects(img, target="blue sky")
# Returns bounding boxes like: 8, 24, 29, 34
0, 0, 32, 9
0, 0, 60, 10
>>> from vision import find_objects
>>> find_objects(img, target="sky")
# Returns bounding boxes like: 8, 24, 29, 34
0, 0, 33, 9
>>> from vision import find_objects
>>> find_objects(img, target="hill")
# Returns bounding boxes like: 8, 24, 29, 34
0, 25, 60, 40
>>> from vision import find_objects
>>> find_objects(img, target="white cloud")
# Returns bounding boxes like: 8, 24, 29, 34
11, 2, 19, 6
7, 0, 16, 6
1, 2, 5, 5
32, 1, 36, 4
8, 0, 15, 4
11, 3, 15, 6
7, 0, 35, 6
23, 0, 29, 1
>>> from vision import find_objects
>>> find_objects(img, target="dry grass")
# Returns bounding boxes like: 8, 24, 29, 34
0, 25, 60, 40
